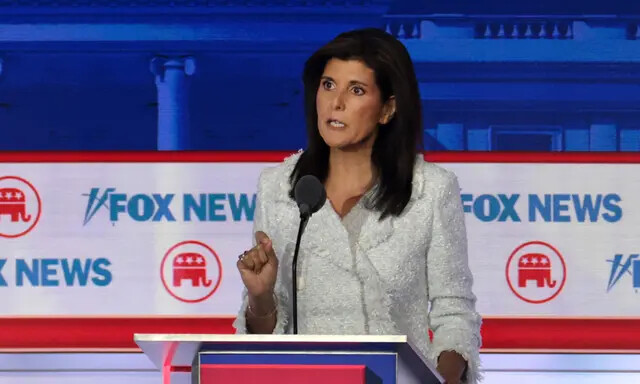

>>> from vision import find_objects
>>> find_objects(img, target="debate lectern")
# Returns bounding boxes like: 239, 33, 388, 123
134, 334, 443, 384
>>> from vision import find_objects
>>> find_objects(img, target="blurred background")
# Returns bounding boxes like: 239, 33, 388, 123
0, 0, 638, 152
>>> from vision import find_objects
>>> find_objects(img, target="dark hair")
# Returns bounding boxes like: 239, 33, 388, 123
289, 28, 423, 219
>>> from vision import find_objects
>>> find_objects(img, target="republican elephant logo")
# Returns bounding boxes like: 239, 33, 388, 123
0, 188, 32, 222
506, 241, 567, 304
0, 176, 42, 239
173, 252, 213, 287
161, 240, 223, 303
518, 253, 557, 288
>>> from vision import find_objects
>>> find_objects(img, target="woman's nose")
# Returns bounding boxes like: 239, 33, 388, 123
331, 92, 345, 111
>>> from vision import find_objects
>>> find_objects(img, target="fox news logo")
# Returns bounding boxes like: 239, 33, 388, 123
606, 254, 640, 293
461, 193, 622, 223
83, 188, 255, 225
0, 258, 112, 287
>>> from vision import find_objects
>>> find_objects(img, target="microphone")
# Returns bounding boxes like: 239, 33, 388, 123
292, 174, 326, 334
294, 174, 326, 220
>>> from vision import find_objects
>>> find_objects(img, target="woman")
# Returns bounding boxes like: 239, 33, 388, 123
233, 28, 482, 384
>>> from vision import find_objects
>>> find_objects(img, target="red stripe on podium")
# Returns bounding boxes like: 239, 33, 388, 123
0, 317, 639, 352
169, 366, 192, 373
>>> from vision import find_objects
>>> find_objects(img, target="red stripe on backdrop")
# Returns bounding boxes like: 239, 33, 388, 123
481, 317, 640, 351
0, 151, 640, 163
0, 151, 294, 163
0, 317, 639, 351
0, 317, 235, 350
426, 151, 640, 163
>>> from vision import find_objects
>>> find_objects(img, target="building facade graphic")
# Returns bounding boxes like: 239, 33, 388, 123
0, 0, 637, 151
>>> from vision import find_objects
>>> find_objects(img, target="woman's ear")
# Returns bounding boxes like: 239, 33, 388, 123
379, 96, 396, 125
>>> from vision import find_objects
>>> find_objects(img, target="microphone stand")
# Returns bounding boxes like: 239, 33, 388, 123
292, 207, 310, 335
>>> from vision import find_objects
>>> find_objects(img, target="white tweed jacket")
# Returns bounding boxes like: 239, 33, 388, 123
233, 153, 482, 383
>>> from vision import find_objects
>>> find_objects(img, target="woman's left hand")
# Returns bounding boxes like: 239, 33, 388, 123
437, 350, 467, 384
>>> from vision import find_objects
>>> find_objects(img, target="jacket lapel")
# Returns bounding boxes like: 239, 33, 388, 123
271, 168, 352, 273
357, 156, 426, 255
301, 204, 353, 272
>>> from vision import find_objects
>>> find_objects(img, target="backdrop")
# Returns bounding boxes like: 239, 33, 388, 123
0, 152, 638, 353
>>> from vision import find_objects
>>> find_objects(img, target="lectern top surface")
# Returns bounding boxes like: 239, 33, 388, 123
134, 334, 408, 344
134, 334, 413, 369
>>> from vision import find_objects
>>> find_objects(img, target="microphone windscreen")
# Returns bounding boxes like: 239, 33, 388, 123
294, 174, 326, 215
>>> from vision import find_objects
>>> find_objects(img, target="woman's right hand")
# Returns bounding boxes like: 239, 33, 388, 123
237, 231, 279, 299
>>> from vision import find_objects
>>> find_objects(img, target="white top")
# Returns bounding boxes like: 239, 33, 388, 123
233, 152, 482, 383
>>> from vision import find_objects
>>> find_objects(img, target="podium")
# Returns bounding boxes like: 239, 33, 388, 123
135, 334, 443, 384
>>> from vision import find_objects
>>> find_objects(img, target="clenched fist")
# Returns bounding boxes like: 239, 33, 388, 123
237, 231, 279, 299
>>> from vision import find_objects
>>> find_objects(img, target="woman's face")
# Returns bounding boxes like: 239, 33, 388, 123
316, 58, 395, 150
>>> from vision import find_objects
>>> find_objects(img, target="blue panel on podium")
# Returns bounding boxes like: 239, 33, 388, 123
199, 352, 395, 383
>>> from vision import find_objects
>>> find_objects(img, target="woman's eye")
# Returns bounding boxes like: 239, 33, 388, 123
322, 80, 335, 90
352, 87, 365, 95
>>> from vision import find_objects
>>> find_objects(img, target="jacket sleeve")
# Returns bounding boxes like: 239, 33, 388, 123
426, 170, 483, 383
232, 169, 290, 334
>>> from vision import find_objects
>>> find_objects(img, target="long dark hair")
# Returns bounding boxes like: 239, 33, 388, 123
290, 28, 422, 219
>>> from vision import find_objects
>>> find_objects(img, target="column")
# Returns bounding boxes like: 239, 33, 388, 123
150, 56, 196, 150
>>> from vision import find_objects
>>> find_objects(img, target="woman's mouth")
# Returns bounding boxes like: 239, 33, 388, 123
328, 119, 346, 128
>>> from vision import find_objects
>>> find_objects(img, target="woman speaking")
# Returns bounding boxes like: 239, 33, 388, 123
233, 28, 482, 384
